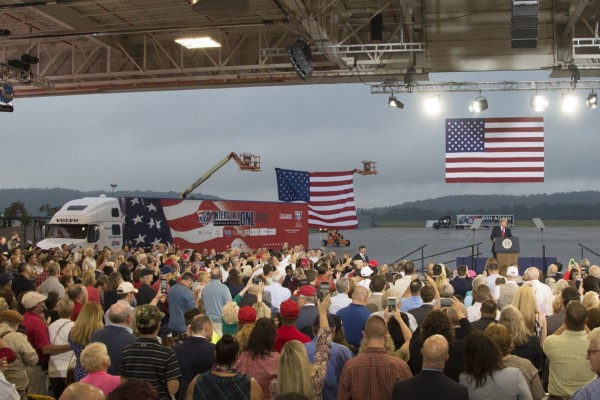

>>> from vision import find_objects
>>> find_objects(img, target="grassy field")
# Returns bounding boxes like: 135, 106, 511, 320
374, 220, 600, 228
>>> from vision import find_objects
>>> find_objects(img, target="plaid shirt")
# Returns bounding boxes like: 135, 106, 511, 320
338, 347, 412, 400
34, 270, 49, 288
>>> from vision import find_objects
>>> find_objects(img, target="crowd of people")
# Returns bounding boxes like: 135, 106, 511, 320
0, 234, 599, 400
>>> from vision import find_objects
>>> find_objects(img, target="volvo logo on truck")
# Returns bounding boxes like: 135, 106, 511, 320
56, 218, 79, 223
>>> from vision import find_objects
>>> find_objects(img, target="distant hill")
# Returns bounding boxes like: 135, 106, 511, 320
0, 188, 220, 216
364, 191, 600, 221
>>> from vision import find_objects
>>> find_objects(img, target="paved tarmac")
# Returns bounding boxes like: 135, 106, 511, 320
309, 227, 600, 270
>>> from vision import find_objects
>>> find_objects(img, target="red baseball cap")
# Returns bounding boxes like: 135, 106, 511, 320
238, 306, 257, 325
297, 285, 317, 297
280, 299, 300, 319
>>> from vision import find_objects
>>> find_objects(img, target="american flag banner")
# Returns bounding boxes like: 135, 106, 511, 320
445, 117, 544, 183
121, 197, 309, 251
275, 168, 359, 229
121, 197, 174, 248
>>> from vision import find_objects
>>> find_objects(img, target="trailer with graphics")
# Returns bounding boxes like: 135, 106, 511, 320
37, 196, 308, 251
454, 214, 515, 229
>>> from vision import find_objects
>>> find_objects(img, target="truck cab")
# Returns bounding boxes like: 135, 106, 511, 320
37, 196, 123, 250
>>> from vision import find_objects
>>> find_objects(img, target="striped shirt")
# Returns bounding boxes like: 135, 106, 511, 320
120, 337, 181, 400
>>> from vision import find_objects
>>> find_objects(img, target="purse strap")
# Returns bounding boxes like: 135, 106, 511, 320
53, 320, 73, 345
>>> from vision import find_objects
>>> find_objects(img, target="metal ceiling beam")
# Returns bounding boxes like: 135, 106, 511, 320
561, 0, 591, 37
370, 79, 600, 93
281, 0, 349, 69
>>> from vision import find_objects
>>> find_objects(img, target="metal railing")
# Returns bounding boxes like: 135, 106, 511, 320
578, 243, 600, 260
391, 242, 483, 275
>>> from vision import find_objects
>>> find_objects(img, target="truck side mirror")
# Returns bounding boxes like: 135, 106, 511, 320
87, 225, 100, 243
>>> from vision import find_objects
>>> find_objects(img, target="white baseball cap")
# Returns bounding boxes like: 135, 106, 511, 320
117, 282, 138, 294
360, 266, 374, 277
506, 266, 519, 277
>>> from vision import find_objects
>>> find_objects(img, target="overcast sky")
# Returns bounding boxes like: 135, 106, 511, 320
2, 70, 599, 209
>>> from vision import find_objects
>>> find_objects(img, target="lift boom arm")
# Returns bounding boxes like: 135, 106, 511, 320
180, 152, 260, 199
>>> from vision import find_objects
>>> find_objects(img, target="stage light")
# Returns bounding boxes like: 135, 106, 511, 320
561, 93, 578, 113
286, 36, 313, 81
424, 95, 441, 115
388, 95, 404, 109
586, 91, 598, 109
529, 94, 548, 112
175, 37, 221, 49
469, 96, 488, 113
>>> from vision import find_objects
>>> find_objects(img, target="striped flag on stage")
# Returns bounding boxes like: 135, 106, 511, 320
275, 168, 358, 229
445, 117, 544, 183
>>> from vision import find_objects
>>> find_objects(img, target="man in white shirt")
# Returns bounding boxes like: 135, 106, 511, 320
492, 265, 520, 310
394, 261, 416, 296
329, 278, 352, 315
523, 267, 553, 315
485, 263, 501, 293
357, 266, 373, 290
467, 284, 493, 322
264, 270, 291, 312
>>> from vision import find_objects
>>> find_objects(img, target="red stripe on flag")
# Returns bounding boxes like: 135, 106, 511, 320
445, 177, 545, 183
485, 117, 543, 123
485, 127, 544, 133
446, 157, 544, 163
446, 167, 544, 173
484, 147, 544, 153
485, 137, 544, 143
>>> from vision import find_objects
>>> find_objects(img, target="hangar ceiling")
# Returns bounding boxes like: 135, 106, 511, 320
0, 0, 599, 97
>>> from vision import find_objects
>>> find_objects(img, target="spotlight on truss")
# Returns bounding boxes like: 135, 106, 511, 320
586, 91, 598, 110
469, 96, 488, 113
388, 95, 404, 109
530, 94, 548, 112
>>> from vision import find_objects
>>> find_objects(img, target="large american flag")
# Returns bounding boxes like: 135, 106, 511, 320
275, 168, 358, 229
445, 117, 544, 183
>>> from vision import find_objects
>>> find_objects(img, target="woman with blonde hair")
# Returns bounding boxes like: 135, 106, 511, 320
512, 284, 547, 343
81, 247, 96, 272
79, 342, 121, 397
68, 302, 104, 381
193, 271, 211, 302
582, 291, 600, 309
82, 270, 101, 305
48, 297, 75, 398
269, 296, 332, 400
485, 323, 545, 400
221, 301, 240, 335
551, 279, 570, 314
499, 305, 543, 370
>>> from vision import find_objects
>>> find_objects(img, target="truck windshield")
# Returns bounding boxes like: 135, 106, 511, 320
46, 224, 88, 239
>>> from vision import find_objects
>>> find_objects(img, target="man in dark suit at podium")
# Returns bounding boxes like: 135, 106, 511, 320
490, 217, 512, 259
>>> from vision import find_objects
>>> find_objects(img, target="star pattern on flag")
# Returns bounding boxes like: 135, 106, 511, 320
124, 198, 173, 248
134, 233, 146, 245
276, 168, 310, 202
446, 119, 484, 153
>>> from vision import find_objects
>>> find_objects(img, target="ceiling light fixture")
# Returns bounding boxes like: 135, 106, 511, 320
424, 95, 441, 116
586, 91, 598, 109
468, 96, 488, 113
561, 92, 578, 113
175, 37, 221, 49
529, 94, 548, 112
388, 95, 404, 109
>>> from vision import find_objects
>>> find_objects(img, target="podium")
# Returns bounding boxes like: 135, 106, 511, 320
494, 237, 520, 267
